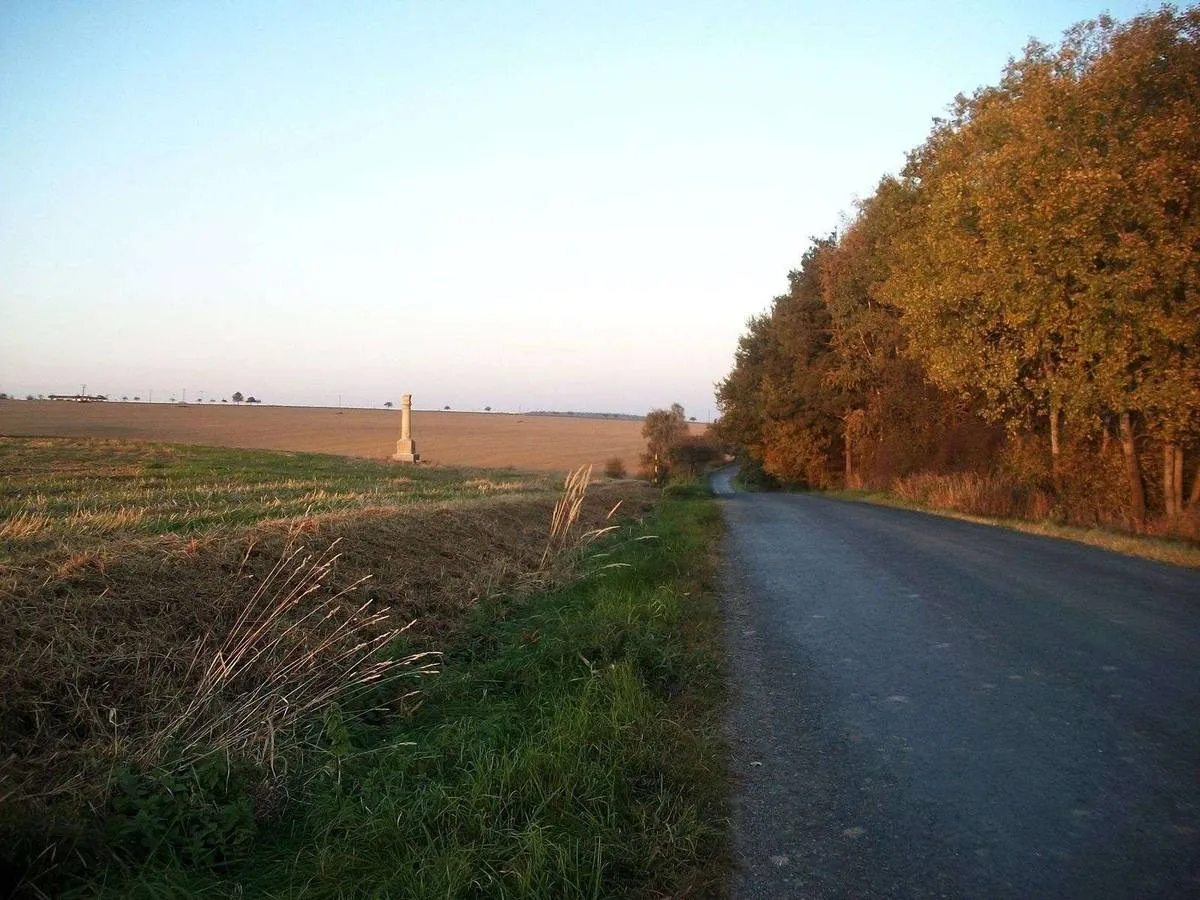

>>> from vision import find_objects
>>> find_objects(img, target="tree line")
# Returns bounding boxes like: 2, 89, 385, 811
717, 7, 1199, 533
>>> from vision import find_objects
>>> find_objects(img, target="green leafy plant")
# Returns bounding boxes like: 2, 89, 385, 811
106, 752, 257, 868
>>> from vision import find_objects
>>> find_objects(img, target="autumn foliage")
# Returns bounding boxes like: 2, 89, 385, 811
640, 405, 719, 483
717, 7, 1199, 536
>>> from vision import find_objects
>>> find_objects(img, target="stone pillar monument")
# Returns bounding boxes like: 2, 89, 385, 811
392, 393, 420, 462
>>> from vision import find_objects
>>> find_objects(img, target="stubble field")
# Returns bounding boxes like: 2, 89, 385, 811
0, 400, 726, 896
0, 401, 702, 472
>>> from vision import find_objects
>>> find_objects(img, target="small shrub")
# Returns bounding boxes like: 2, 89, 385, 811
670, 434, 719, 478
603, 457, 627, 479
734, 455, 780, 491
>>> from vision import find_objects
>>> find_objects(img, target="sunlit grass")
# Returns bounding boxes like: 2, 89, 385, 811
0, 437, 555, 554
70, 487, 730, 899
1, 438, 665, 896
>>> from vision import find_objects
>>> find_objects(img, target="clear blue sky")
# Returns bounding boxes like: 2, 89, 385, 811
0, 1, 1150, 416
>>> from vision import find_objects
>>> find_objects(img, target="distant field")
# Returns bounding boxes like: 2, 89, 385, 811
0, 437, 554, 552
0, 401, 699, 471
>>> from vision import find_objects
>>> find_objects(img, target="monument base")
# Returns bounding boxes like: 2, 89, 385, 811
392, 439, 419, 463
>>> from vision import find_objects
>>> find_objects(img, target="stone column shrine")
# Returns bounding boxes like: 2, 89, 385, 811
392, 393, 420, 462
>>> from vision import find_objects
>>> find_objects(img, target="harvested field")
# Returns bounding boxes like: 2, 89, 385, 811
0, 438, 659, 889
0, 437, 555, 550
0, 400, 704, 472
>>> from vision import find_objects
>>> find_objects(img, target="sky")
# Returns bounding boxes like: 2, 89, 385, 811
0, 1, 1152, 417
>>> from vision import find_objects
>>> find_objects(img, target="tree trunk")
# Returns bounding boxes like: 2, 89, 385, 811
1189, 458, 1200, 509
1119, 411, 1146, 531
1049, 404, 1062, 490
1163, 443, 1181, 519
1174, 445, 1184, 515
842, 411, 862, 490
1099, 423, 1112, 458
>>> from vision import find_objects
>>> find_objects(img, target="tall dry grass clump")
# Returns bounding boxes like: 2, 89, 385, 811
891, 471, 1052, 520
541, 465, 593, 569
0, 529, 438, 860
142, 533, 438, 770
0, 509, 52, 540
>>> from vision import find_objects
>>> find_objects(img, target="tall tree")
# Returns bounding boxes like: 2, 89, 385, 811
641, 403, 689, 483
715, 313, 774, 456
1062, 8, 1200, 520
883, 8, 1200, 524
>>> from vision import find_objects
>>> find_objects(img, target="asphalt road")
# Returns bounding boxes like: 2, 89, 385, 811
713, 468, 1200, 898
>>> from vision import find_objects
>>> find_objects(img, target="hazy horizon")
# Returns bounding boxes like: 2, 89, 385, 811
1, 1, 1150, 417
4, 393, 669, 419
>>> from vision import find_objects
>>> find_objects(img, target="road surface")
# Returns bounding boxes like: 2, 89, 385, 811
713, 468, 1200, 898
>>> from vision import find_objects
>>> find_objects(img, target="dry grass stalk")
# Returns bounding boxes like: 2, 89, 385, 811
541, 465, 592, 569
65, 505, 145, 535
578, 500, 627, 550
0, 509, 52, 540
144, 532, 438, 769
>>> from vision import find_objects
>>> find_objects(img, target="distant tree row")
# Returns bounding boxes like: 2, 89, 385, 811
2, 393, 265, 404
383, 403, 492, 411
717, 7, 1199, 533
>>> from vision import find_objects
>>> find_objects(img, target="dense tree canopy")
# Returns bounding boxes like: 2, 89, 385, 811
718, 6, 1199, 531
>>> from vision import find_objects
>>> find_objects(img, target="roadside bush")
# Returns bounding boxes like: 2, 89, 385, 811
604, 456, 627, 478
670, 434, 720, 478
760, 419, 838, 489
734, 455, 780, 491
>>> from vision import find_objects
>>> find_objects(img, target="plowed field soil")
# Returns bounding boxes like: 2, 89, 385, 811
0, 401, 697, 472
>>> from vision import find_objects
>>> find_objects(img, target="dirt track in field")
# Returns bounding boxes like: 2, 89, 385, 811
0, 401, 700, 472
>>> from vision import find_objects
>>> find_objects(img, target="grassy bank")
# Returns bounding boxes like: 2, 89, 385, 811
69, 486, 727, 898
2, 439, 728, 897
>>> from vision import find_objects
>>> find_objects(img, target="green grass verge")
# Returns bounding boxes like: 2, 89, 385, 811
66, 486, 729, 899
